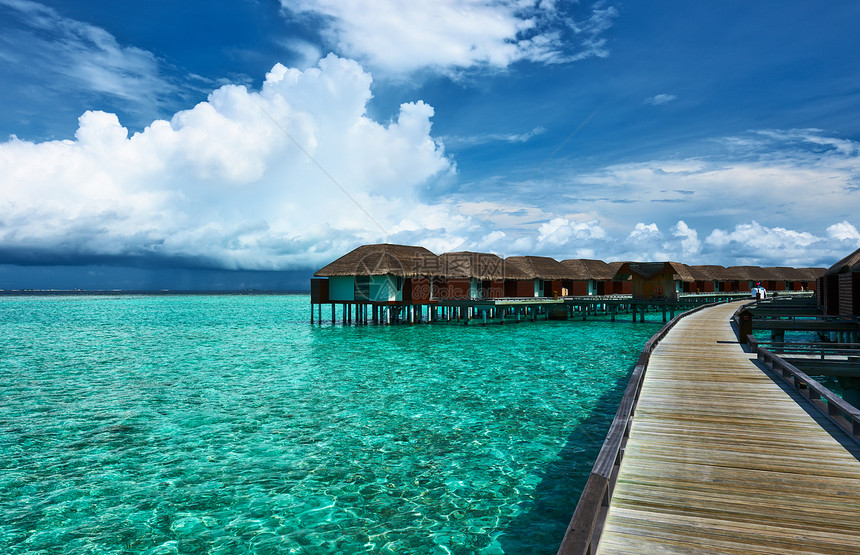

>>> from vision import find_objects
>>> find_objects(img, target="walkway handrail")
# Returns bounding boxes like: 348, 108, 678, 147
732, 301, 860, 441
751, 342, 860, 357
745, 335, 860, 441
557, 301, 723, 555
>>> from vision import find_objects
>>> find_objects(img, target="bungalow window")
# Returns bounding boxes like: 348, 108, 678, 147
354, 275, 370, 301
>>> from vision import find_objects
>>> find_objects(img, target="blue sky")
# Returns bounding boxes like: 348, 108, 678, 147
1, 0, 859, 289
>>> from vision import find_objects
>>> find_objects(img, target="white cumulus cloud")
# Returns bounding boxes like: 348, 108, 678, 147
706, 221, 818, 249
628, 222, 660, 240
0, 54, 458, 269
282, 0, 618, 74
703, 221, 828, 266
826, 220, 860, 243
537, 217, 606, 245
672, 220, 700, 257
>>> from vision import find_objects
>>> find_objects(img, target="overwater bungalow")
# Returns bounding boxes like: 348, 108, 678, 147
686, 265, 732, 293
310, 244, 825, 326
752, 266, 790, 292
605, 262, 633, 295
504, 256, 571, 297
434, 251, 519, 300
725, 266, 772, 292
764, 266, 823, 292
560, 259, 629, 296
819, 247, 860, 317
798, 268, 825, 291
312, 243, 440, 304
613, 261, 695, 300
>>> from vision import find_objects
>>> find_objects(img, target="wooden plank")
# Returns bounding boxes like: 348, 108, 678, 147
597, 301, 860, 554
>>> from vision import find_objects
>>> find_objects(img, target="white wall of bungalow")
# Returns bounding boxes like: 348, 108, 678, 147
328, 275, 404, 302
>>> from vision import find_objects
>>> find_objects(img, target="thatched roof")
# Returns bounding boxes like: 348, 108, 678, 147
688, 265, 732, 281
825, 247, 860, 275
765, 267, 809, 281
314, 243, 829, 283
726, 266, 782, 282
314, 243, 440, 277
505, 256, 570, 280
560, 259, 617, 280
723, 266, 751, 281
797, 267, 826, 280
606, 262, 628, 280
438, 251, 531, 280
668, 262, 695, 282
614, 261, 695, 282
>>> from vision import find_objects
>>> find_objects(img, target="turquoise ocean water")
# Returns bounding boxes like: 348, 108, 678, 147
0, 295, 662, 554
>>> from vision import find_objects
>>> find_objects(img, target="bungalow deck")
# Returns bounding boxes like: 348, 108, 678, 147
309, 292, 784, 326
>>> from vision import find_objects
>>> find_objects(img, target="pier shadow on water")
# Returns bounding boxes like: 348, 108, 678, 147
496, 369, 633, 554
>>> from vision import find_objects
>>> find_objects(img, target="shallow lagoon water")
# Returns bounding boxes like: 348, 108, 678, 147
0, 295, 662, 554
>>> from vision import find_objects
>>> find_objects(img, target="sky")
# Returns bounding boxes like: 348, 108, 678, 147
1, 0, 860, 290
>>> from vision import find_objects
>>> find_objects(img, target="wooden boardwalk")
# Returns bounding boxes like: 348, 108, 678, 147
598, 301, 860, 554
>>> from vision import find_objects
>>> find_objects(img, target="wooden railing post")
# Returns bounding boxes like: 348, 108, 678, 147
755, 344, 860, 444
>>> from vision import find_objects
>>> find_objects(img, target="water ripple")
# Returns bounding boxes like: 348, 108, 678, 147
0, 295, 661, 553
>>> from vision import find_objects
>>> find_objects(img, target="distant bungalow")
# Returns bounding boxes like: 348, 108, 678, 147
311, 243, 825, 316
819, 246, 860, 318
313, 243, 438, 304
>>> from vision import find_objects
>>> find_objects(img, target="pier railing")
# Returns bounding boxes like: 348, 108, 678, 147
557, 301, 722, 555
732, 301, 860, 440
743, 336, 860, 441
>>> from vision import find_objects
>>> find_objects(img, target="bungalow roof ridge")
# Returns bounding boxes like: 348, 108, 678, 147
314, 243, 440, 277
825, 246, 860, 275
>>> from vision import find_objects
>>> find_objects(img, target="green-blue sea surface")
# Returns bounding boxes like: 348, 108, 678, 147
0, 295, 663, 554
